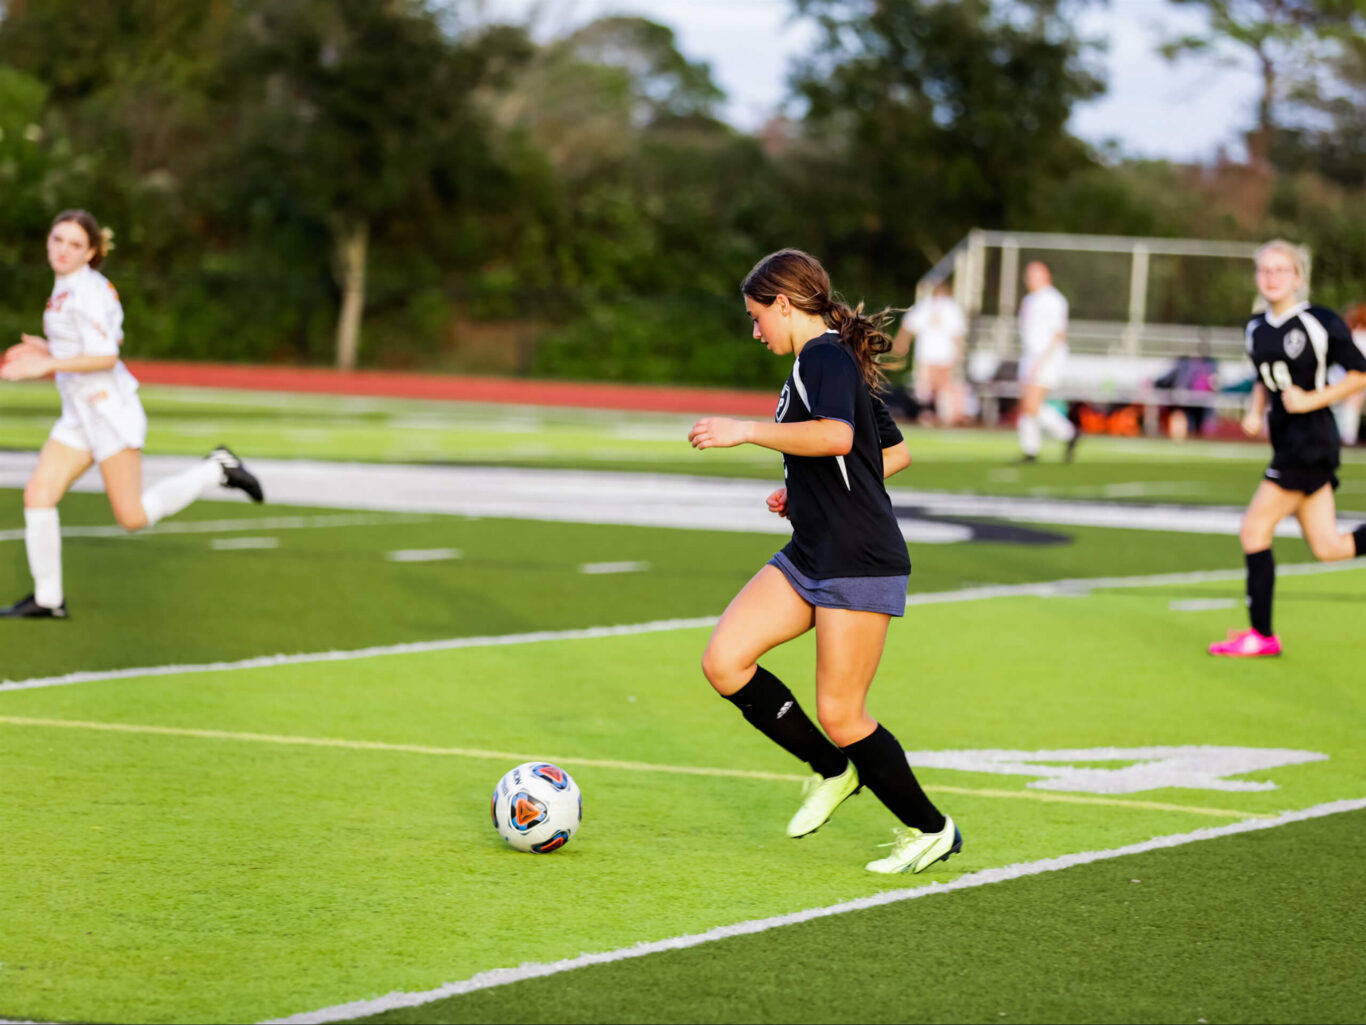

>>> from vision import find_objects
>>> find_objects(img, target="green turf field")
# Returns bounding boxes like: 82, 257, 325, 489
1, 384, 1363, 1024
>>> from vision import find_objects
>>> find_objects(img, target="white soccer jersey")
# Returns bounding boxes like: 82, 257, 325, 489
43, 265, 139, 401
901, 295, 966, 366
1019, 285, 1068, 358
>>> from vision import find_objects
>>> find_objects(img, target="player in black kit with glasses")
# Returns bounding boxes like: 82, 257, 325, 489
688, 248, 959, 874
1211, 239, 1366, 657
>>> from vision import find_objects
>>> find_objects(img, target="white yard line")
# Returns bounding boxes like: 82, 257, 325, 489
0, 617, 720, 691
0, 513, 428, 543
263, 796, 1366, 1025
4, 560, 1361, 692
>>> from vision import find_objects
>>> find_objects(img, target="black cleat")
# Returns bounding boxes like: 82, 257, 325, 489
209, 446, 265, 503
1017, 454, 1038, 464
0, 594, 68, 619
1064, 431, 1081, 463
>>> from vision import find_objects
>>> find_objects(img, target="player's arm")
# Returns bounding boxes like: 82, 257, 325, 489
689, 417, 853, 457
891, 324, 914, 359
882, 440, 911, 478
7, 333, 50, 357
1242, 382, 1268, 436
1, 349, 117, 381
1282, 371, 1366, 413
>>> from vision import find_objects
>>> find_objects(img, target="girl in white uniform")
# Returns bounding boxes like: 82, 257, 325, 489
1, 210, 263, 619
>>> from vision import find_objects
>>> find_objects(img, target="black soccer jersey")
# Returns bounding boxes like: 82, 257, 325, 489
1245, 303, 1366, 469
775, 331, 911, 579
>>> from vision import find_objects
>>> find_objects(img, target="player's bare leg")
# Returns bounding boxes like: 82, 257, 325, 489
1, 439, 92, 617
1295, 484, 1364, 563
99, 448, 150, 531
702, 565, 814, 696
813, 607, 959, 872
703, 567, 859, 836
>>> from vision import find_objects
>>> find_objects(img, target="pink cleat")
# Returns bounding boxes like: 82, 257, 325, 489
1209, 628, 1281, 657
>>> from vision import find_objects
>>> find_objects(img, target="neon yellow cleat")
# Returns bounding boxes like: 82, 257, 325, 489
786, 765, 861, 838
865, 815, 962, 874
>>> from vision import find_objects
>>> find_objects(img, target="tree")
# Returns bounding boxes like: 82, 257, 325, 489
1159, 0, 1366, 165
786, 0, 1104, 289
216, 0, 493, 370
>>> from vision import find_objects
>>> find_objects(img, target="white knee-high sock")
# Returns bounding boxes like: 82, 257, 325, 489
25, 507, 63, 608
1038, 402, 1076, 442
1018, 414, 1041, 456
141, 459, 223, 527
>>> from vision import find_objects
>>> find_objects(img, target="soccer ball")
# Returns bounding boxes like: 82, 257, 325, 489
491, 761, 582, 854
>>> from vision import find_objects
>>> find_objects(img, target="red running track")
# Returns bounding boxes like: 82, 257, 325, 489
124, 360, 777, 417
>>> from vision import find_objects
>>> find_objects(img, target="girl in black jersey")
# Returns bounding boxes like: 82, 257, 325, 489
1210, 240, 1366, 657
688, 249, 960, 874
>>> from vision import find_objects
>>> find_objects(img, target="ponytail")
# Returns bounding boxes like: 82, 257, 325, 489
742, 248, 895, 391
826, 299, 896, 392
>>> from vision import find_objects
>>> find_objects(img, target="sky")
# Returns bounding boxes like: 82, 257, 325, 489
475, 0, 1263, 164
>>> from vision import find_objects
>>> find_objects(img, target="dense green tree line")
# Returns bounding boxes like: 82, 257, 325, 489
0, 0, 1362, 387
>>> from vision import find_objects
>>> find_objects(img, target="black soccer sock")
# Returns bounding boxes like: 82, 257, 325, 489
724, 666, 848, 779
1245, 548, 1275, 637
842, 724, 946, 833
1353, 526, 1366, 558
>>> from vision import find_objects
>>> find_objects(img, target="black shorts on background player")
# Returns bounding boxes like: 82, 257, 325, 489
1246, 302, 1366, 492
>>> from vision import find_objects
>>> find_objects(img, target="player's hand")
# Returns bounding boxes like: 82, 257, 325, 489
1280, 386, 1314, 414
0, 349, 54, 381
6, 334, 49, 361
1240, 410, 1263, 437
766, 487, 788, 518
688, 417, 749, 450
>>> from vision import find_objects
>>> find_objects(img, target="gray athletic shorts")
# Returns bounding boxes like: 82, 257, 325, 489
768, 550, 908, 617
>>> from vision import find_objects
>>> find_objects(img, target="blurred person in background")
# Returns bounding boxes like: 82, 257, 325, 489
1016, 261, 1078, 463
1155, 348, 1219, 442
1209, 241, 1366, 658
689, 248, 960, 875
891, 281, 966, 425
1330, 303, 1366, 446
1, 210, 264, 619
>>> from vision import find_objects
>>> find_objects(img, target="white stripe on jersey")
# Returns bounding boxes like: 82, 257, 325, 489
790, 357, 851, 492
1299, 310, 1330, 391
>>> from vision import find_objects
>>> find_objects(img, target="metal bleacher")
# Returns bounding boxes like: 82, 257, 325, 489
915, 230, 1273, 434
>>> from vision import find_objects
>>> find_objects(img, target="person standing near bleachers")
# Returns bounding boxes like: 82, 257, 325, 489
891, 281, 966, 425
1016, 261, 1078, 462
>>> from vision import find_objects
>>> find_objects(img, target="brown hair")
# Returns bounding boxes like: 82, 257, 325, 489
51, 209, 115, 270
741, 248, 894, 390
1343, 302, 1366, 333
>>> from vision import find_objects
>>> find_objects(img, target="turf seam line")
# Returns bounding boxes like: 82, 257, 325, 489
262, 796, 1366, 1025
4, 560, 1361, 691
0, 716, 1266, 819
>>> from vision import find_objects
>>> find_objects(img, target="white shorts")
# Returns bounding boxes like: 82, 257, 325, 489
50, 384, 148, 463
1019, 350, 1066, 391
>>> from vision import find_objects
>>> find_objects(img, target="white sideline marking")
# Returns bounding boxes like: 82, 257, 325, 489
579, 560, 650, 575
3, 560, 1363, 692
1170, 598, 1239, 612
264, 796, 1366, 1025
386, 548, 462, 562
0, 618, 719, 691
0, 513, 427, 543
210, 537, 279, 551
